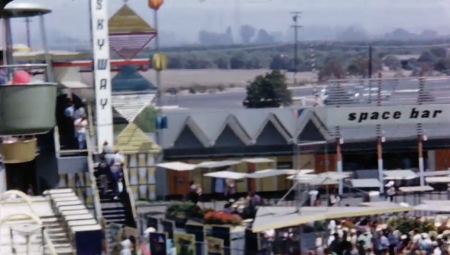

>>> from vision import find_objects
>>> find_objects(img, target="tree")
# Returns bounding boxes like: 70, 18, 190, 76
418, 50, 436, 63
270, 54, 290, 70
318, 57, 346, 81
240, 24, 256, 44
254, 29, 274, 44
346, 56, 381, 77
229, 53, 246, 69
243, 70, 292, 108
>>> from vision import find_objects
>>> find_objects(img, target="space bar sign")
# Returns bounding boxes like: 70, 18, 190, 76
324, 105, 450, 127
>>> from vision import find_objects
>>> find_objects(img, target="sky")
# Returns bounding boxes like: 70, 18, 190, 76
7, 0, 450, 45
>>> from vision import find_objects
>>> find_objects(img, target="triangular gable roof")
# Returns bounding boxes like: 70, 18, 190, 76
234, 110, 269, 139
109, 4, 155, 34
112, 66, 156, 93
296, 110, 331, 142
115, 123, 161, 153
253, 113, 291, 143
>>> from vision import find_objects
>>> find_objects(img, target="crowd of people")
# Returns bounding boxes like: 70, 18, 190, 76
96, 142, 125, 199
305, 217, 450, 255
62, 98, 88, 150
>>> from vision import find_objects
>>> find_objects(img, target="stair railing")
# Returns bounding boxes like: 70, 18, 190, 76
86, 129, 103, 224
53, 126, 61, 158
122, 166, 138, 228
42, 229, 58, 255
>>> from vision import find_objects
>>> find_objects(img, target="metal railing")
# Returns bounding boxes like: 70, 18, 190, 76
323, 76, 450, 106
86, 129, 103, 224
122, 166, 138, 227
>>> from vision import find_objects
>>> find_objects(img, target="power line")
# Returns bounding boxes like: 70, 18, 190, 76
160, 41, 450, 54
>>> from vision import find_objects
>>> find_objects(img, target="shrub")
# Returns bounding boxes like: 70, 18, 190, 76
388, 217, 435, 234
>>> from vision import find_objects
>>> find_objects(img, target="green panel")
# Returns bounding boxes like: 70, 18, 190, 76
0, 84, 57, 135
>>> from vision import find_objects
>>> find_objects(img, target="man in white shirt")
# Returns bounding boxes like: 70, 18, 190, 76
111, 150, 124, 172
74, 114, 88, 149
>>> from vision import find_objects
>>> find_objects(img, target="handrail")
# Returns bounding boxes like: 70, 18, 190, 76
122, 167, 138, 226
42, 230, 58, 255
87, 103, 95, 142
54, 126, 61, 158
86, 129, 103, 224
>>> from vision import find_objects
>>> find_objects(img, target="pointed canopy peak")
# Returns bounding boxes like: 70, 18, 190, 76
109, 4, 156, 34
115, 123, 161, 153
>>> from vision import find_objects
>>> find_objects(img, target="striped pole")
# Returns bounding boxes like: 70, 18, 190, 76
310, 43, 319, 105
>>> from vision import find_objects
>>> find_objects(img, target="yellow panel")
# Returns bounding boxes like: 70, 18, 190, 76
300, 154, 314, 169
148, 185, 156, 200
257, 159, 276, 192
129, 154, 138, 168
234, 162, 248, 193
129, 168, 139, 185
85, 174, 91, 186
139, 185, 148, 200
138, 168, 147, 185
147, 154, 155, 166
148, 167, 156, 184
67, 173, 75, 188
277, 156, 292, 191
138, 154, 146, 167
58, 174, 67, 188
130, 186, 139, 201
76, 173, 86, 187
85, 187, 93, 206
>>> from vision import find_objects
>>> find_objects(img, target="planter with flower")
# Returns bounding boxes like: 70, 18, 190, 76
204, 211, 243, 226
165, 202, 214, 227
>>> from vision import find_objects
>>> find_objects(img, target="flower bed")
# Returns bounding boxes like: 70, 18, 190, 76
204, 211, 243, 226
165, 202, 214, 227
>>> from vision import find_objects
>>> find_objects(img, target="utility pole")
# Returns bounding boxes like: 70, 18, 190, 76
368, 45, 373, 78
24, 18, 32, 48
291, 12, 301, 86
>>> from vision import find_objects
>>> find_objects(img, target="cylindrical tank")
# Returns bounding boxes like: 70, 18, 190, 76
0, 83, 57, 135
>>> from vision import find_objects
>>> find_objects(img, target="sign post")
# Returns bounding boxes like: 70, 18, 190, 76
90, 0, 113, 151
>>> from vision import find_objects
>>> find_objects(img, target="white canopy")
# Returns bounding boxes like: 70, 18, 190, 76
384, 170, 418, 180
247, 169, 313, 179
241, 158, 274, 164
399, 185, 434, 193
156, 162, 197, 171
318, 172, 352, 180
351, 178, 382, 188
196, 160, 241, 169
203, 171, 247, 180
426, 176, 450, 183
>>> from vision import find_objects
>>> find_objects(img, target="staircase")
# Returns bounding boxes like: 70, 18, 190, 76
95, 173, 133, 226
0, 216, 73, 255
38, 216, 73, 255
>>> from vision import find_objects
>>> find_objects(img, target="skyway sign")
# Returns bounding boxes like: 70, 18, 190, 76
325, 105, 450, 127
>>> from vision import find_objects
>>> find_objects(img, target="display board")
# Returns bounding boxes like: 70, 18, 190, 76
207, 237, 224, 255
149, 232, 168, 255
174, 233, 196, 255
209, 226, 231, 255
186, 222, 205, 255
161, 219, 175, 240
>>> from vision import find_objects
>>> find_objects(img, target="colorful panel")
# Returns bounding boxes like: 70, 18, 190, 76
234, 161, 248, 193
139, 185, 148, 200
138, 167, 147, 185
138, 154, 146, 167
148, 185, 156, 200
129, 168, 138, 185
147, 167, 156, 184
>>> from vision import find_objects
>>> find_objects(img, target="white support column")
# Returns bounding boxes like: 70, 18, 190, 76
90, 0, 113, 151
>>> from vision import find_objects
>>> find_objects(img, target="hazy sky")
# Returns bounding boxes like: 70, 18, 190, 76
8, 0, 450, 44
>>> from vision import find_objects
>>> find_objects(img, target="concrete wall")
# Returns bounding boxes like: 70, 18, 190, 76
57, 156, 89, 174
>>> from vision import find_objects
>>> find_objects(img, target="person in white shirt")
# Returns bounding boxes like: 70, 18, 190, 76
385, 181, 396, 202
74, 114, 88, 149
111, 150, 124, 172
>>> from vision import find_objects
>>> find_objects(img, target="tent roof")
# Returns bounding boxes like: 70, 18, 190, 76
252, 205, 412, 233
115, 123, 161, 153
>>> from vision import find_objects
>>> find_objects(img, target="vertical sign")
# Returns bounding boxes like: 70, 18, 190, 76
91, 0, 113, 151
